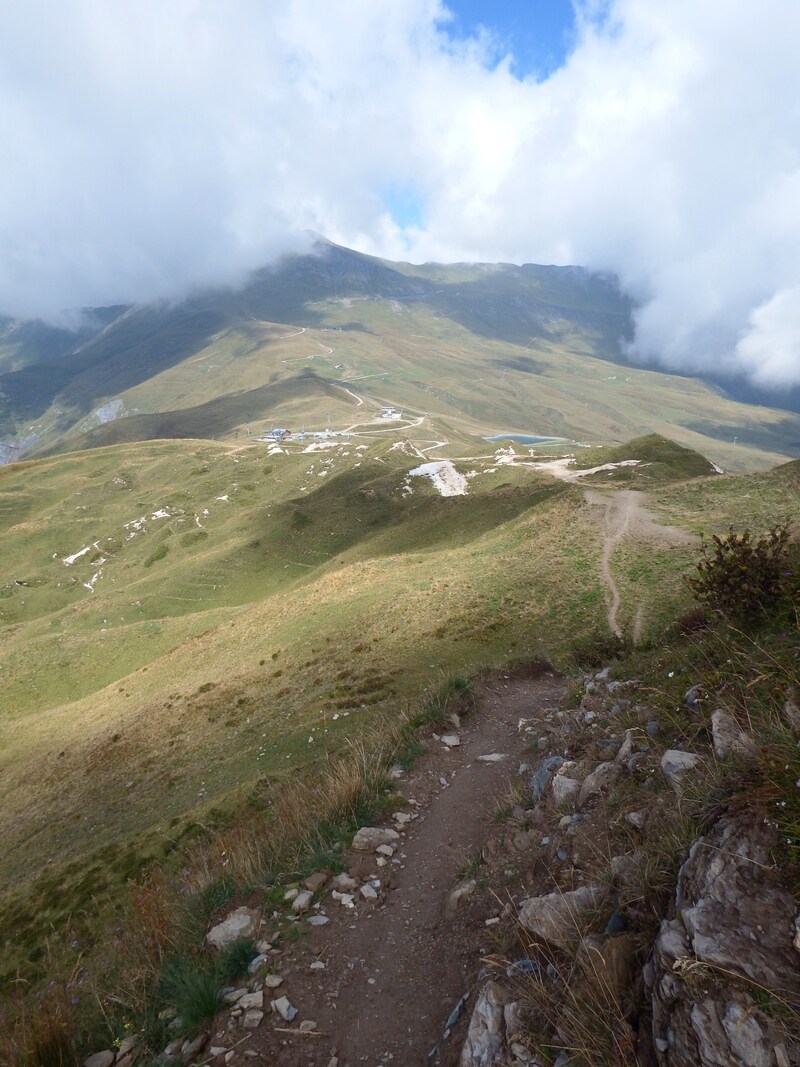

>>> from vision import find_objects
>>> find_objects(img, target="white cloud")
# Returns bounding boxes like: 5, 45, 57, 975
0, 0, 798, 388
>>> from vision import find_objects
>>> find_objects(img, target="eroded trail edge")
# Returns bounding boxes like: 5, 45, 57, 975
239, 673, 565, 1067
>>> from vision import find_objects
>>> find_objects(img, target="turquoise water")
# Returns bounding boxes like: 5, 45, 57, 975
485, 433, 564, 444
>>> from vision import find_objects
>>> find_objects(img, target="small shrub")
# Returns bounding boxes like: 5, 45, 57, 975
180, 529, 208, 547
214, 938, 257, 985
16, 1000, 78, 1067
200, 876, 235, 919
411, 675, 475, 730
687, 524, 796, 619
158, 957, 220, 1035
569, 631, 629, 669
143, 543, 169, 568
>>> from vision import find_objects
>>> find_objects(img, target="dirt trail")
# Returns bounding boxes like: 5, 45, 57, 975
246, 673, 564, 1067
584, 489, 698, 638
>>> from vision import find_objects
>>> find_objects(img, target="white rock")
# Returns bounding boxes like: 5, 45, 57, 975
661, 750, 700, 794
310, 960, 326, 970
238, 991, 263, 1011
84, 1053, 114, 1067
242, 1009, 263, 1029
552, 772, 581, 810
308, 914, 329, 925
518, 885, 609, 948
459, 981, 508, 1066
247, 953, 269, 975
446, 878, 477, 916
351, 826, 400, 851
578, 761, 620, 807
330, 873, 358, 890
299, 1020, 318, 1032
264, 974, 284, 988
478, 753, 508, 762
182, 1033, 208, 1059
376, 843, 396, 856
272, 996, 298, 1022
292, 889, 313, 914
711, 709, 757, 760
360, 883, 378, 900
441, 734, 461, 748
206, 907, 259, 951
283, 887, 299, 902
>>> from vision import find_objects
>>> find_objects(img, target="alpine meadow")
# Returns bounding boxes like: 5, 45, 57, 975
1, 239, 799, 1066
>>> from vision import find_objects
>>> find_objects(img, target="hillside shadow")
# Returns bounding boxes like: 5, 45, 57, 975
250, 462, 568, 574
36, 372, 342, 455
426, 266, 635, 358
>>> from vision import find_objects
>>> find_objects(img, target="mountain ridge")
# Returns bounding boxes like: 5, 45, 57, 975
1, 240, 799, 472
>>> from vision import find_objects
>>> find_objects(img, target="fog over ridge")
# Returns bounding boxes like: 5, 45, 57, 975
1, 0, 798, 388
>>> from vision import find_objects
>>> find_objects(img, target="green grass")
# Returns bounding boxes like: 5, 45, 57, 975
1, 422, 798, 1060
1, 434, 789, 941
569, 433, 719, 483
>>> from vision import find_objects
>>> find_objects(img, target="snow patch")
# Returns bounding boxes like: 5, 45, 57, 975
63, 542, 98, 566
91, 399, 123, 425
407, 461, 468, 497
123, 507, 172, 538
303, 442, 338, 452
83, 566, 105, 591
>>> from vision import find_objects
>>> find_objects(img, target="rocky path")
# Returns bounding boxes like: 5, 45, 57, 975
234, 671, 565, 1067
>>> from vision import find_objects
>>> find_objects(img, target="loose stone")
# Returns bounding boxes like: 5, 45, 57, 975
272, 996, 298, 1022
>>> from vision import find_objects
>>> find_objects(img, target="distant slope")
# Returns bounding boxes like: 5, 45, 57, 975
2, 239, 800, 471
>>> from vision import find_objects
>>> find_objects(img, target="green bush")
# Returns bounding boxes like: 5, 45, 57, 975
143, 543, 169, 568
687, 524, 796, 619
158, 957, 220, 1035
214, 938, 257, 985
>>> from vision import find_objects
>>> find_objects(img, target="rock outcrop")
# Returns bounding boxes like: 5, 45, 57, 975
648, 815, 800, 1066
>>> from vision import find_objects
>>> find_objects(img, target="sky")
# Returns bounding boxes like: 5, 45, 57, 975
1, 0, 799, 389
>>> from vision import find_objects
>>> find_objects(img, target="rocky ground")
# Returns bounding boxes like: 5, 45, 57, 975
87, 665, 800, 1067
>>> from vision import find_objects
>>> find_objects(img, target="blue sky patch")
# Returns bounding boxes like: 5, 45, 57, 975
442, 0, 576, 79
383, 183, 426, 230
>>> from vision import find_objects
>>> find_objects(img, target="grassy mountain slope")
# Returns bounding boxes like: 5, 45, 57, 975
2, 431, 799, 991
1, 242, 799, 471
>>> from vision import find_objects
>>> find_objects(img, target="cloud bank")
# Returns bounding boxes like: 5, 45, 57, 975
1, 1, 798, 387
